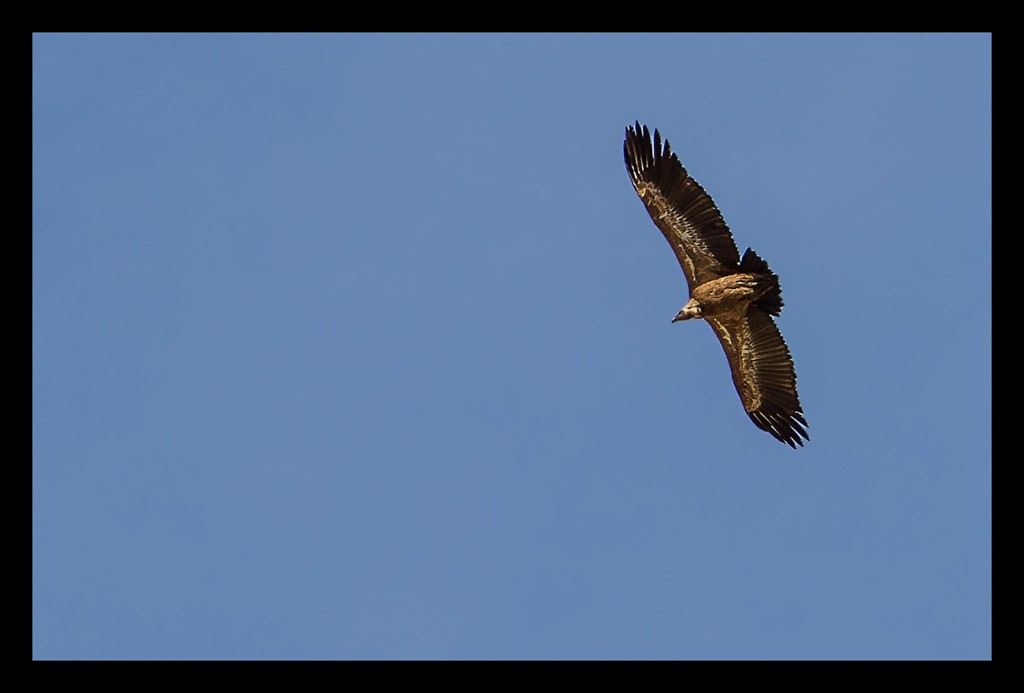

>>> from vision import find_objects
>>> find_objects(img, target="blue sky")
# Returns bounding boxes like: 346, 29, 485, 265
32, 33, 991, 660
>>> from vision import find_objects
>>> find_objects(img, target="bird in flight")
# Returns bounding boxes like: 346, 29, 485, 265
623, 122, 808, 447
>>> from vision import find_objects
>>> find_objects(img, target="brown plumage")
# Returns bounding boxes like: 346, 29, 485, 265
623, 122, 808, 447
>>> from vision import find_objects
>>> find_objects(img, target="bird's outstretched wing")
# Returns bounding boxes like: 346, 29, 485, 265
705, 309, 809, 448
623, 121, 741, 290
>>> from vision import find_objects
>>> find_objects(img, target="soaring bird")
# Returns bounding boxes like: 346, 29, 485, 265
623, 122, 808, 447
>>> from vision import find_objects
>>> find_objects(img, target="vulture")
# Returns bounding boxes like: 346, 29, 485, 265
623, 122, 808, 447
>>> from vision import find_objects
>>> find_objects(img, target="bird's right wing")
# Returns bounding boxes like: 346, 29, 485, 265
705, 308, 809, 448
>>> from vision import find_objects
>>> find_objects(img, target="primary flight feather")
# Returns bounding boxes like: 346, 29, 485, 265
623, 122, 808, 447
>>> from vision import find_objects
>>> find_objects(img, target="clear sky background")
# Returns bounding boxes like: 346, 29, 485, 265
32, 33, 991, 660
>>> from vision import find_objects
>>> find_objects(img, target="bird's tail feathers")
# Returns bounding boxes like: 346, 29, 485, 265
740, 247, 784, 316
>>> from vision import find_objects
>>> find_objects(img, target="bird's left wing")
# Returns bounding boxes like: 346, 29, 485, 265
624, 122, 741, 290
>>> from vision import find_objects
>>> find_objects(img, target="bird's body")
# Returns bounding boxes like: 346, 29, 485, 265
677, 272, 775, 321
623, 122, 808, 447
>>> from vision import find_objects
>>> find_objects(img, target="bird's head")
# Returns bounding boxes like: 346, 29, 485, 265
672, 300, 702, 322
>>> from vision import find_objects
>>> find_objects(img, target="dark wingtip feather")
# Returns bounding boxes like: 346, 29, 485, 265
748, 410, 810, 448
